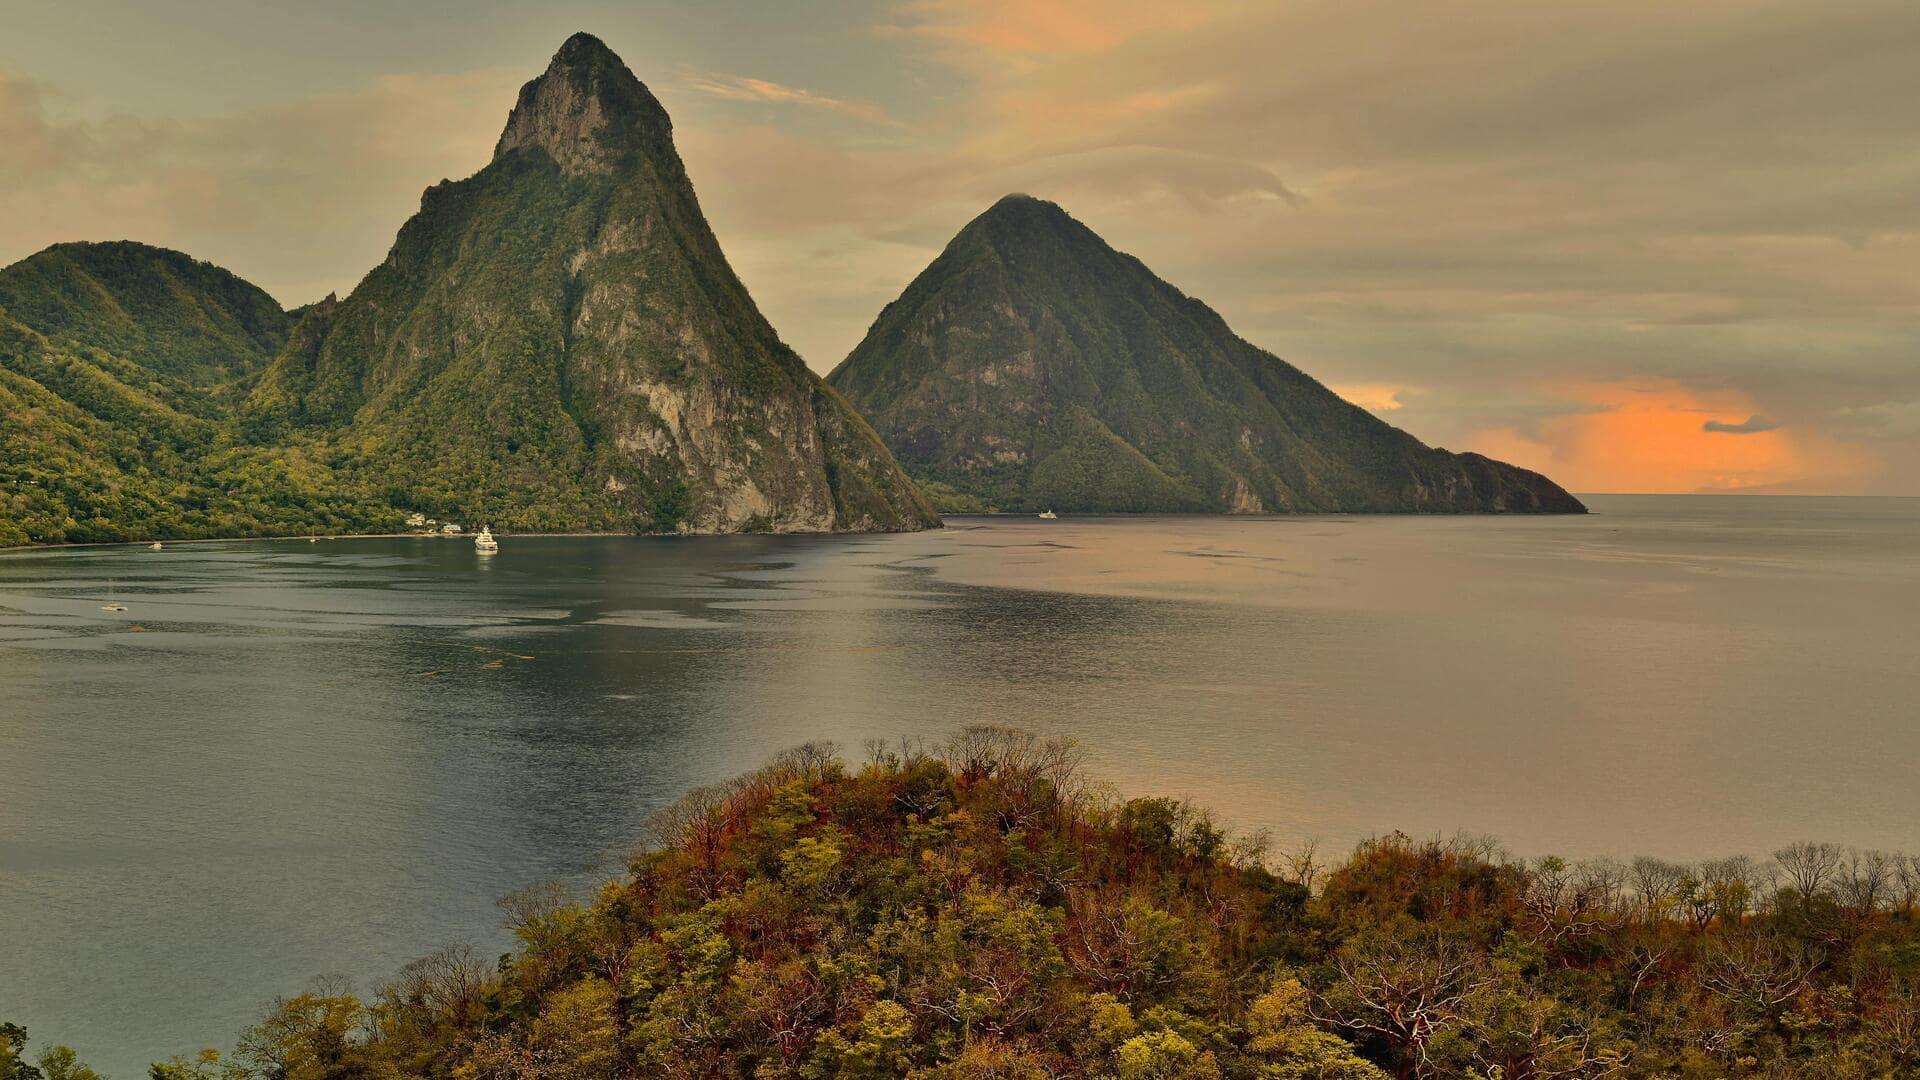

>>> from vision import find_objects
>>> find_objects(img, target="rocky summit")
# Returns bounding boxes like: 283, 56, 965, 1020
828, 195, 1585, 515
250, 32, 937, 535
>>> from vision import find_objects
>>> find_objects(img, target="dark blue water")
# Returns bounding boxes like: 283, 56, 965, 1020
3, 496, 1917, 1073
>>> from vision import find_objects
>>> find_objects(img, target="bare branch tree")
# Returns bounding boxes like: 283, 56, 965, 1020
1894, 853, 1920, 918
1277, 837, 1325, 892
1315, 936, 1489, 1076
1629, 857, 1690, 924
1522, 856, 1607, 952
1699, 931, 1822, 1016
1836, 849, 1895, 915
1773, 841, 1843, 904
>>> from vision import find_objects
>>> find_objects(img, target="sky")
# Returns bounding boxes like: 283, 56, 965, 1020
2, 0, 1916, 495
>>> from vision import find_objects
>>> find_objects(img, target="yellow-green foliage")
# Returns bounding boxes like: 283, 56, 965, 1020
17, 732, 1920, 1078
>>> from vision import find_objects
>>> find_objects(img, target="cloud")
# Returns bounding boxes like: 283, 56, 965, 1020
882, 0, 1236, 57
1828, 400, 1920, 441
0, 67, 519, 305
680, 72, 893, 124
1331, 383, 1407, 412
996, 146, 1297, 208
1703, 415, 1780, 434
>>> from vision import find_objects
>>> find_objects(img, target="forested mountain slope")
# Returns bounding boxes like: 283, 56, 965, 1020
0, 241, 292, 386
830, 196, 1584, 516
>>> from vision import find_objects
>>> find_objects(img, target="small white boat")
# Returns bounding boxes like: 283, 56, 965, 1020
101, 579, 127, 613
150, 542, 163, 551
474, 526, 499, 553
1037, 510, 1058, 519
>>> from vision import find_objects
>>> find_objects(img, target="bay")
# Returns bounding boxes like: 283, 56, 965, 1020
3, 494, 1917, 1072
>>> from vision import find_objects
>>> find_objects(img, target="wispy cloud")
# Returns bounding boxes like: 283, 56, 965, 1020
0, 66, 517, 304
1331, 383, 1408, 412
1703, 415, 1780, 435
882, 0, 1235, 57
1828, 400, 1920, 440
681, 72, 892, 124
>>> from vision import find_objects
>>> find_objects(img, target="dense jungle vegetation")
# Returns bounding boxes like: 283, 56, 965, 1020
0, 249, 403, 547
8, 729, 1918, 1078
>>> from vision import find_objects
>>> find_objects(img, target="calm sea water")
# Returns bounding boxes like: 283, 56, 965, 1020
3, 495, 1917, 1071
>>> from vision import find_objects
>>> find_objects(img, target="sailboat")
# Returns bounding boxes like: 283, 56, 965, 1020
101, 579, 127, 613
474, 526, 499, 553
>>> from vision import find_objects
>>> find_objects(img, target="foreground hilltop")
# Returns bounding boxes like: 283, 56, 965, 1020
250, 33, 936, 534
23, 730, 1905, 1078
829, 195, 1585, 515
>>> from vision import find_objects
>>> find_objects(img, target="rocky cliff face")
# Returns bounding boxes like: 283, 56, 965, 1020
828, 195, 1585, 515
254, 33, 936, 534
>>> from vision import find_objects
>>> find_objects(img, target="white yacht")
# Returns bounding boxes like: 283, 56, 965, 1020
1037, 510, 1058, 520
474, 526, 499, 553
150, 542, 163, 551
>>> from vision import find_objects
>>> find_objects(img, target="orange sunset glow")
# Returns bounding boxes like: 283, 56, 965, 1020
1464, 380, 1881, 495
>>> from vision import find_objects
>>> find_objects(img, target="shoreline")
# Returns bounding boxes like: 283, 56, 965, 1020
0, 530, 620, 555
9, 492, 1913, 555
0, 522, 940, 555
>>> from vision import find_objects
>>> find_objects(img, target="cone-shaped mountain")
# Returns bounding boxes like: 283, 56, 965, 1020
253, 33, 937, 534
828, 195, 1584, 515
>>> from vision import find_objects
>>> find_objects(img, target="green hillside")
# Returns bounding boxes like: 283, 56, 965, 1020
0, 311, 394, 546
0, 241, 292, 386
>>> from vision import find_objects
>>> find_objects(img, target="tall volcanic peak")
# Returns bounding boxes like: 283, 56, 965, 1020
248, 33, 936, 536
828, 195, 1585, 516
492, 31, 674, 175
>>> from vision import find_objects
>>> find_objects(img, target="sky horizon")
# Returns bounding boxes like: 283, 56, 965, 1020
3, 1, 1915, 496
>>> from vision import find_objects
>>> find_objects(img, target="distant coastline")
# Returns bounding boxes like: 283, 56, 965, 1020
12, 493, 1920, 555
0, 530, 605, 556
